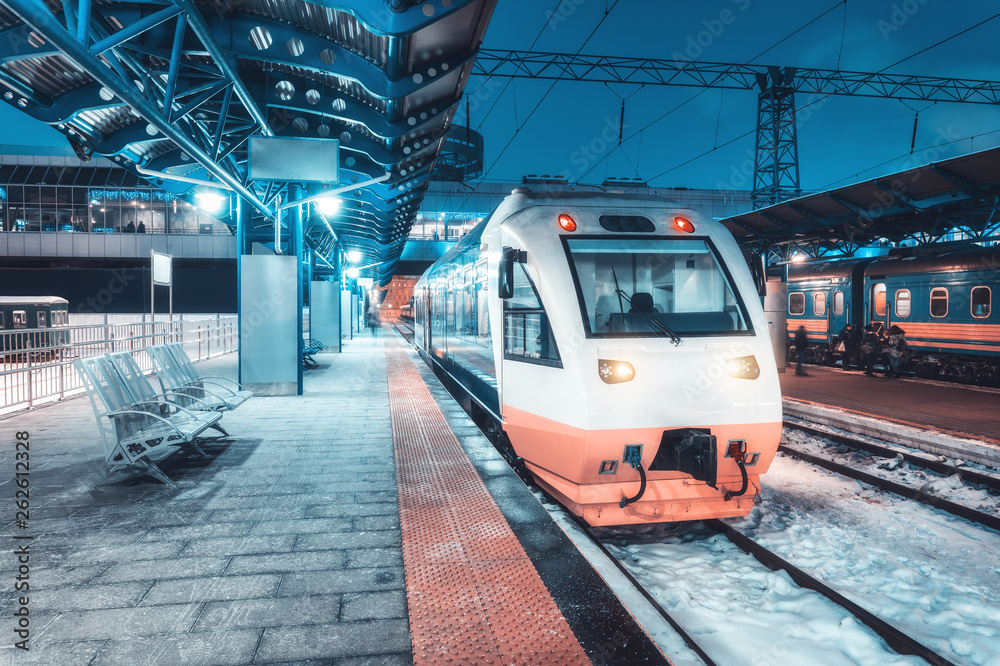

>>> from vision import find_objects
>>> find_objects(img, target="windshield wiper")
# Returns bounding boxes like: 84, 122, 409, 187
610, 268, 682, 345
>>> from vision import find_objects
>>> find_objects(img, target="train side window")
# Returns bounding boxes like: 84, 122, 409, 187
873, 285, 886, 317
971, 287, 991, 318
812, 292, 826, 316
930, 288, 948, 318
503, 264, 561, 367
894, 289, 911, 317
37, 311, 47, 328
12, 311, 26, 328
788, 292, 805, 315
833, 291, 844, 316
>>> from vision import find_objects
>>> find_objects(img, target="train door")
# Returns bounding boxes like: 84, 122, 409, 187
37, 310, 47, 328
870, 283, 888, 333
830, 288, 847, 338
422, 292, 432, 351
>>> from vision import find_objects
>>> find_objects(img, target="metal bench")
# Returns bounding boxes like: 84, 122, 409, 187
107, 351, 224, 416
74, 355, 228, 485
148, 343, 252, 410
303, 339, 325, 367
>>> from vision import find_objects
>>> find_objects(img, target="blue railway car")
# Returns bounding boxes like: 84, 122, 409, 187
0, 296, 70, 361
786, 246, 999, 384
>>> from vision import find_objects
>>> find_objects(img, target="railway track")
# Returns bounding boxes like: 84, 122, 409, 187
782, 420, 1000, 532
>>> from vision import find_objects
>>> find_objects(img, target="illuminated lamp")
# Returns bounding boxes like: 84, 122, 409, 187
315, 196, 340, 216
347, 250, 362, 263
558, 214, 577, 232
345, 267, 360, 278
194, 191, 227, 215
673, 216, 695, 233
598, 359, 635, 384
725, 355, 760, 379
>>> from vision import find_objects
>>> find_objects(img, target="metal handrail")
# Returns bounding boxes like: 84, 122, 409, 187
0, 315, 238, 415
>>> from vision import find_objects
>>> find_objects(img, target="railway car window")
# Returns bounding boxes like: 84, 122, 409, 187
813, 292, 826, 316
894, 290, 911, 317
565, 238, 750, 337
0, 312, 4, 327
12, 311, 26, 328
833, 291, 845, 316
503, 264, 561, 366
788, 293, 805, 315
971, 287, 991, 318
930, 288, 948, 318
873, 284, 886, 317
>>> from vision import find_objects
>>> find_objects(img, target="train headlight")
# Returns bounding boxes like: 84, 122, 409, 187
673, 215, 695, 233
725, 355, 760, 379
598, 359, 635, 384
558, 213, 577, 232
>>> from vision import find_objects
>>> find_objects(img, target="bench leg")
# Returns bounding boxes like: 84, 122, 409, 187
209, 422, 230, 437
134, 458, 176, 486
182, 440, 208, 457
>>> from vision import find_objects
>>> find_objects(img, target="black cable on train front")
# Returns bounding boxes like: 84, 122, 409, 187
620, 462, 647, 508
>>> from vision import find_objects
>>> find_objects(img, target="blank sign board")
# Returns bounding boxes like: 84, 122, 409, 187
249, 137, 339, 183
152, 251, 172, 286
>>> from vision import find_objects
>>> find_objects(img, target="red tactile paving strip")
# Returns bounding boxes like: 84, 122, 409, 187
386, 346, 591, 665
781, 367, 1000, 447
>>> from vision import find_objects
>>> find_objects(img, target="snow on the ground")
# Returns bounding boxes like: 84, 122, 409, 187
782, 423, 1000, 518
597, 450, 1000, 666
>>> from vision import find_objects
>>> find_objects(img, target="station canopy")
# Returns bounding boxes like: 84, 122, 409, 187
0, 0, 497, 284
721, 146, 1000, 260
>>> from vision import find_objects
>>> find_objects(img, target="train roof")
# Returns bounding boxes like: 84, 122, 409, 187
864, 246, 1000, 278
507, 188, 680, 211
0, 296, 69, 306
788, 258, 869, 281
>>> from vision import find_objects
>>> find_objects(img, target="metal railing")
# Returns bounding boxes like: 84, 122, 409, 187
0, 315, 238, 415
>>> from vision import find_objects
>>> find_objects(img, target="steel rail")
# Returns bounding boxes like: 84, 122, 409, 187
783, 420, 1000, 493
705, 519, 956, 666
779, 442, 1000, 532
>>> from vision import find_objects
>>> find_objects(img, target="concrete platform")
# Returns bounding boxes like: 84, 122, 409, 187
781, 365, 1000, 467
0, 332, 666, 665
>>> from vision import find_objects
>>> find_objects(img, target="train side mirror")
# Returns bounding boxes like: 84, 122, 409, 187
498, 246, 526, 300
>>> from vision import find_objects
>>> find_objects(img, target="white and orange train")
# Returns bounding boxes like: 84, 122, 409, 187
412, 189, 782, 526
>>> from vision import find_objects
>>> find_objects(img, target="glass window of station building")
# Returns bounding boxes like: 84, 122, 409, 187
0, 183, 229, 234
409, 212, 483, 240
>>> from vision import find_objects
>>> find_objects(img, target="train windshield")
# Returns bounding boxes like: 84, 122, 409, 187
564, 238, 751, 337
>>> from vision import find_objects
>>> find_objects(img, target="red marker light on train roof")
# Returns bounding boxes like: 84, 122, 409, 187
558, 214, 577, 232
673, 216, 695, 233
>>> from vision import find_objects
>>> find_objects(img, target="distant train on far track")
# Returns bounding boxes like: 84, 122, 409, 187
413, 189, 782, 526
787, 246, 999, 385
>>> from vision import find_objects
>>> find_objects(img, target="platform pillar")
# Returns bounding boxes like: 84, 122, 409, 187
311, 280, 342, 353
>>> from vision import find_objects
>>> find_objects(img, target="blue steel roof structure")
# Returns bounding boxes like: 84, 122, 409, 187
0, 0, 496, 284
721, 145, 1000, 261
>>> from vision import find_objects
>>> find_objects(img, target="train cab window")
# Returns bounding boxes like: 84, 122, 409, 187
564, 238, 751, 337
503, 264, 561, 366
930, 288, 948, 317
833, 291, 845, 316
788, 292, 805, 315
37, 311, 47, 328
812, 292, 826, 316
972, 287, 991, 318
894, 290, 911, 317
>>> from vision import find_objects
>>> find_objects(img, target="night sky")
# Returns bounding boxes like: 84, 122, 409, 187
2, 0, 998, 197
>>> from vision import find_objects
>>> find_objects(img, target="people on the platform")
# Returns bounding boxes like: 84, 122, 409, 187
862, 325, 881, 376
137, 221, 146, 233
886, 325, 908, 378
793, 325, 809, 376
124, 220, 136, 233
366, 303, 381, 336
836, 323, 855, 370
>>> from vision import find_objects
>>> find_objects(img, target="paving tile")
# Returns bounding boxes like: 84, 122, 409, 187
347, 547, 403, 570
296, 531, 400, 551
353, 514, 401, 531
92, 628, 262, 666
28, 581, 151, 613
226, 550, 348, 575
305, 502, 399, 519
140, 574, 280, 606
181, 534, 296, 558
142, 521, 253, 542
193, 593, 342, 632
35, 603, 202, 643
278, 568, 404, 597
0, 640, 106, 665
251, 517, 354, 536
95, 556, 230, 583
28, 564, 107, 589
60, 541, 187, 566
256, 620, 410, 662
340, 590, 407, 622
